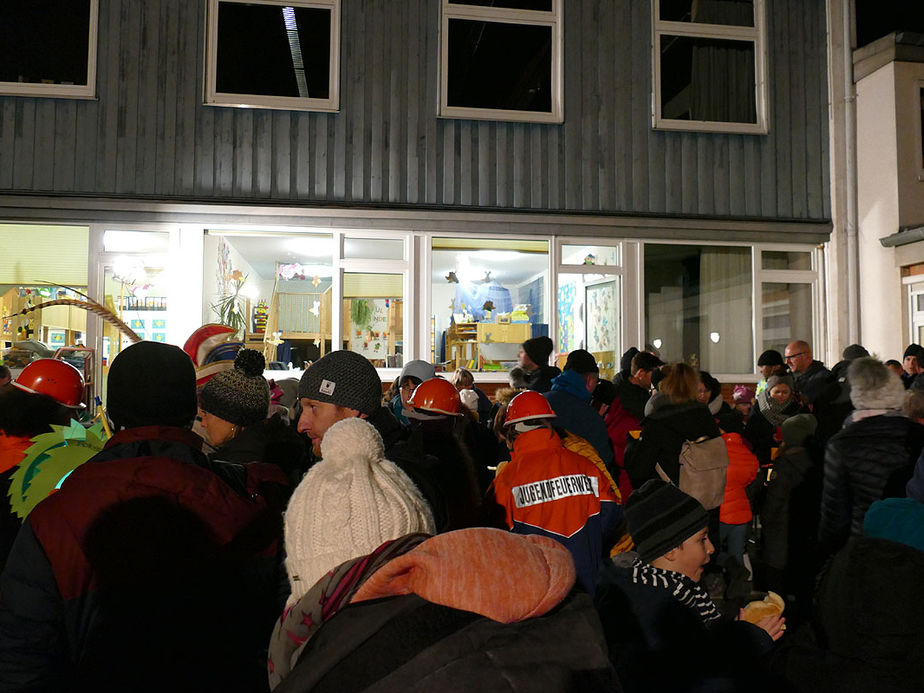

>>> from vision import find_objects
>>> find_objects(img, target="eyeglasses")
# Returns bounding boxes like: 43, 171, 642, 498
784, 352, 806, 361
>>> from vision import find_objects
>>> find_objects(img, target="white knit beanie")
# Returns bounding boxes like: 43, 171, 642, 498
849, 357, 906, 411
283, 417, 435, 605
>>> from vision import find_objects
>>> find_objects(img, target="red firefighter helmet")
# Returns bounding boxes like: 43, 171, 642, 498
12, 359, 86, 409
407, 377, 462, 416
504, 390, 555, 426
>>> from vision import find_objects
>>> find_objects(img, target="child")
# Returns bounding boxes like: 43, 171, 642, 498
595, 479, 784, 692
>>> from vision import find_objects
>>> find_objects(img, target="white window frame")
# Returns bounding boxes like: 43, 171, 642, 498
553, 238, 624, 364
0, 0, 98, 99
652, 0, 768, 134
439, 0, 563, 124
204, 0, 340, 112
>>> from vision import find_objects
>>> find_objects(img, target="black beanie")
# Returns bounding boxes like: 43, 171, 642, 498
198, 349, 270, 427
297, 350, 382, 416
904, 344, 924, 360
625, 479, 708, 563
842, 344, 870, 361
564, 348, 599, 374
107, 341, 197, 430
620, 347, 640, 375
757, 349, 784, 367
522, 336, 553, 367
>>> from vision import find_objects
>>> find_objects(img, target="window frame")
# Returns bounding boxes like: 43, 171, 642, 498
651, 0, 768, 134
916, 81, 924, 181
203, 0, 341, 113
438, 0, 563, 124
0, 0, 99, 99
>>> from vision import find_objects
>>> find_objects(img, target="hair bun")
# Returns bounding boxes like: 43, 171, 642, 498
234, 348, 266, 377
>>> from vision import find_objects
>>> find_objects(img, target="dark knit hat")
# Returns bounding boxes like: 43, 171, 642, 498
522, 336, 553, 367
107, 341, 197, 430
625, 479, 708, 563
842, 344, 870, 361
198, 349, 270, 427
766, 373, 795, 393
297, 350, 382, 416
781, 413, 817, 447
903, 344, 924, 360
757, 349, 784, 367
591, 379, 617, 406
563, 349, 598, 374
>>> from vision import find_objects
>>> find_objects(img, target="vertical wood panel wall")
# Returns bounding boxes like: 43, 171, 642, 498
0, 0, 831, 221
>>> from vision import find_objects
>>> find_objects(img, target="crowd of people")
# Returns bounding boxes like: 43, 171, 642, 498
0, 333, 922, 691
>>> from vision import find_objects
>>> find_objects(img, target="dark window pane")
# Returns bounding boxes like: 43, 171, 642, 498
216, 2, 331, 99
447, 19, 552, 113
0, 0, 91, 85
659, 0, 754, 27
659, 35, 756, 124
449, 0, 553, 10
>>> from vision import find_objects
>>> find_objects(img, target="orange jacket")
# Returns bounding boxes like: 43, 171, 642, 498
719, 432, 759, 525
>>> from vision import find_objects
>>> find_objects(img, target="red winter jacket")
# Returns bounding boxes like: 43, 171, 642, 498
719, 432, 759, 525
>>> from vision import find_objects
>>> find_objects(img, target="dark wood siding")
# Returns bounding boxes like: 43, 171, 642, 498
0, 0, 831, 221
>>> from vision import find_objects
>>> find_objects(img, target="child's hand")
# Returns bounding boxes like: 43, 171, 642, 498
737, 609, 786, 641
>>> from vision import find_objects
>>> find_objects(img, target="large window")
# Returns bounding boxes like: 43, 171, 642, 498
439, 0, 562, 123
644, 244, 753, 374
758, 248, 818, 357
0, 0, 98, 98
431, 237, 549, 371
653, 0, 767, 133
204, 0, 340, 112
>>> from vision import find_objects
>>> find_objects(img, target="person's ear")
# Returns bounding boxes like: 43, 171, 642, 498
662, 547, 678, 562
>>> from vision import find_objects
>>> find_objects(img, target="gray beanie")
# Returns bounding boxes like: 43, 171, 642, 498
298, 350, 382, 416
399, 359, 435, 384
849, 357, 905, 411
198, 349, 270, 427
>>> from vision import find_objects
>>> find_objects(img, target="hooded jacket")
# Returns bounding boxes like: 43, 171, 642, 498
545, 369, 615, 473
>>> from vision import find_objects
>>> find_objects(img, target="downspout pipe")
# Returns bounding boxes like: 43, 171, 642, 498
843, 0, 860, 343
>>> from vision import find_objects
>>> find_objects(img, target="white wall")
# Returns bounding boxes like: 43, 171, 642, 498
856, 62, 904, 359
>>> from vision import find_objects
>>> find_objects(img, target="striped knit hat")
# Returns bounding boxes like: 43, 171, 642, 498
198, 349, 269, 427
625, 479, 708, 562
283, 417, 435, 605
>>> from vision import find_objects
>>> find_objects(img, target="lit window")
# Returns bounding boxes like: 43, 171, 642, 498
0, 0, 98, 99
439, 0, 562, 123
653, 0, 768, 133
204, 0, 340, 112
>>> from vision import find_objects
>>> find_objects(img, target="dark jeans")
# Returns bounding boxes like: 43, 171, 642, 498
720, 522, 750, 566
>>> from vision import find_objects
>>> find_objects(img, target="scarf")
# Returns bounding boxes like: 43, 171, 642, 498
267, 533, 429, 689
631, 557, 721, 624
756, 389, 793, 427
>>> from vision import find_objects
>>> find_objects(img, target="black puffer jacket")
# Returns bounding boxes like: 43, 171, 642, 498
819, 414, 924, 553
624, 397, 720, 488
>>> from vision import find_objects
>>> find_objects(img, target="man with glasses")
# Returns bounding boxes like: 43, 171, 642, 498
784, 340, 832, 406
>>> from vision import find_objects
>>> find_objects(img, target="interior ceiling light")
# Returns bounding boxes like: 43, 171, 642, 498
282, 7, 309, 98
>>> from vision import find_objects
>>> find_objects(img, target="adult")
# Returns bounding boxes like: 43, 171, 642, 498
390, 359, 436, 425
297, 350, 448, 531
406, 378, 482, 530
198, 348, 306, 485
518, 336, 560, 393
744, 373, 807, 467
697, 370, 731, 417
902, 343, 924, 389
544, 349, 615, 474
595, 480, 784, 693
624, 363, 721, 489
0, 364, 10, 387
488, 391, 622, 594
756, 349, 786, 396
784, 340, 832, 406
819, 357, 924, 556
0, 341, 292, 691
